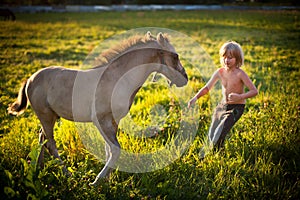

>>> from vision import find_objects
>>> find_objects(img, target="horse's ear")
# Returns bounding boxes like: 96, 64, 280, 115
146, 31, 152, 39
157, 32, 165, 45
145, 31, 151, 40
146, 31, 156, 40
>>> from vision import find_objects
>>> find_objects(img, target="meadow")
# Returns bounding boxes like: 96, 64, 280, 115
0, 10, 299, 199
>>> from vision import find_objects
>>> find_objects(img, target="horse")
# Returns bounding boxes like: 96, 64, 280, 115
0, 8, 16, 21
8, 31, 188, 186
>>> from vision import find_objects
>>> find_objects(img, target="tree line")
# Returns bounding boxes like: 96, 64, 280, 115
1, 0, 298, 6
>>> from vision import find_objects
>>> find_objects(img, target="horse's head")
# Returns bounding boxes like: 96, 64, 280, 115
154, 32, 188, 87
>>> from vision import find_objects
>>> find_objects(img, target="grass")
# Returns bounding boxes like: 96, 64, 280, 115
0, 10, 299, 199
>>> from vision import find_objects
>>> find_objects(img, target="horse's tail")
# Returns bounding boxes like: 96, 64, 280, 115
8, 80, 28, 116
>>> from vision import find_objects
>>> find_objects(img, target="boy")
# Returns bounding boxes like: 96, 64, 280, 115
188, 41, 258, 157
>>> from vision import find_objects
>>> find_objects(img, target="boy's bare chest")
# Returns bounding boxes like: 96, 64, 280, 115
220, 72, 242, 89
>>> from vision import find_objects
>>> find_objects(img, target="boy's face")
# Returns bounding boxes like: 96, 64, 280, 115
222, 52, 237, 69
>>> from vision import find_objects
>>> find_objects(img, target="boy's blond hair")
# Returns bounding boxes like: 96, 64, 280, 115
219, 41, 244, 68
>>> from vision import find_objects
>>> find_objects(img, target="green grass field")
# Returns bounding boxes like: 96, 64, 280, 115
0, 10, 299, 199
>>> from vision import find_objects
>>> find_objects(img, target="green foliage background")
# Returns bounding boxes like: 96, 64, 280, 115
0, 10, 299, 199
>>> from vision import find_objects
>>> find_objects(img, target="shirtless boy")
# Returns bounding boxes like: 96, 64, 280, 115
188, 41, 258, 157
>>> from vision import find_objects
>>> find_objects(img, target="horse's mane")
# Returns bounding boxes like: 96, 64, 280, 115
93, 33, 169, 68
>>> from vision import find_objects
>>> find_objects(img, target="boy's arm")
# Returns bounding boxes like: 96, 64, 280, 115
240, 70, 258, 99
188, 69, 219, 107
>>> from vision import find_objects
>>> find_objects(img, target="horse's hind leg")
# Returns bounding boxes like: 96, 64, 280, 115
37, 128, 46, 168
36, 111, 68, 173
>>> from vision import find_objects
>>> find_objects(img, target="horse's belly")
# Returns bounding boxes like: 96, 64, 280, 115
50, 100, 93, 122
41, 71, 92, 122
71, 89, 94, 122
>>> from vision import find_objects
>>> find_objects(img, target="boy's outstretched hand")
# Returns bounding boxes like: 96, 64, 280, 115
188, 97, 197, 108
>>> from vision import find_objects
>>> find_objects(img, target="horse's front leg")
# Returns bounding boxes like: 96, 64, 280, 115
90, 116, 120, 187
104, 142, 115, 178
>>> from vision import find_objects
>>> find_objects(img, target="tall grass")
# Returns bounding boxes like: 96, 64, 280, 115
0, 10, 299, 199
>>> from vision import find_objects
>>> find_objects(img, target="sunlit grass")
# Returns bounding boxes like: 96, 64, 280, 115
0, 10, 299, 199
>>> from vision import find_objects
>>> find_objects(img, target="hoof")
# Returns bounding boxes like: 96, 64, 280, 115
89, 180, 99, 187
62, 166, 72, 177
89, 176, 108, 187
65, 171, 72, 177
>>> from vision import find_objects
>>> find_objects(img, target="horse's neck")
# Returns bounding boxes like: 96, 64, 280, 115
111, 48, 160, 79
96, 48, 161, 120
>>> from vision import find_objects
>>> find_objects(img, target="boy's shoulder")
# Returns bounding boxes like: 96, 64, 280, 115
234, 68, 251, 82
235, 68, 247, 76
217, 67, 225, 74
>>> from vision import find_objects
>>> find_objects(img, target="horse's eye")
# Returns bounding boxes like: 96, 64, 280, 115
173, 54, 178, 60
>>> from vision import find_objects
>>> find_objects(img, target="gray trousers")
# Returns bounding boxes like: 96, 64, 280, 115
208, 103, 245, 149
